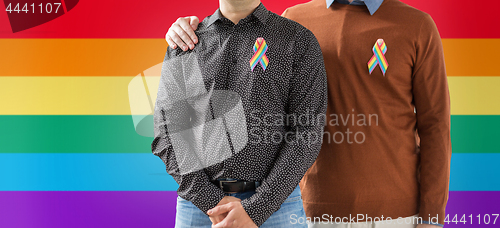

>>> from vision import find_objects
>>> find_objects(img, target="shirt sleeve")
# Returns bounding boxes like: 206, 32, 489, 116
240, 29, 328, 227
412, 14, 452, 226
151, 48, 226, 214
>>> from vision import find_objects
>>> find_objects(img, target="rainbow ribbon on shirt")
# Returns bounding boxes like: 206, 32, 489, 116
368, 39, 388, 76
250, 37, 269, 71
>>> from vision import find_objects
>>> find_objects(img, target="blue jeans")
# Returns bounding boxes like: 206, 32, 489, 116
175, 185, 307, 228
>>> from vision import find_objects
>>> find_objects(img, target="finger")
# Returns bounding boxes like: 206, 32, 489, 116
207, 204, 232, 216
213, 209, 239, 228
212, 218, 233, 228
189, 16, 200, 43
178, 17, 198, 46
209, 216, 217, 225
167, 27, 188, 51
209, 214, 221, 224
222, 205, 248, 228
172, 22, 195, 50
165, 34, 177, 49
209, 213, 227, 225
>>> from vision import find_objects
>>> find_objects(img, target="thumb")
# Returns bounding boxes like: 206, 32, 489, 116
189, 16, 200, 30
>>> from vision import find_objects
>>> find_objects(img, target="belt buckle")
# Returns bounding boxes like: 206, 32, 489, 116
219, 179, 238, 193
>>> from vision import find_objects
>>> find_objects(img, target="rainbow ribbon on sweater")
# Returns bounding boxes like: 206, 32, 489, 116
250, 37, 269, 71
368, 39, 388, 76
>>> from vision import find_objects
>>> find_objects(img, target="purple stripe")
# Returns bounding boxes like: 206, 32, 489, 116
445, 191, 500, 227
0, 191, 498, 227
0, 191, 178, 228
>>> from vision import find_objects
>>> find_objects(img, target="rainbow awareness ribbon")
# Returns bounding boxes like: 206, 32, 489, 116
367, 39, 388, 76
249, 37, 269, 71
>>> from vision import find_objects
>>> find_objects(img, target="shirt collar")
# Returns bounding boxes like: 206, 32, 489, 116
326, 0, 384, 15
206, 3, 269, 27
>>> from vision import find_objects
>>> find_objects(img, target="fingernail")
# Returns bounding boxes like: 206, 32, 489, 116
182, 46, 187, 51
207, 210, 212, 215
189, 44, 194, 49
193, 38, 198, 43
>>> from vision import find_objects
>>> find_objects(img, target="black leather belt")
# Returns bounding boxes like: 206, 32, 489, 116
212, 179, 261, 193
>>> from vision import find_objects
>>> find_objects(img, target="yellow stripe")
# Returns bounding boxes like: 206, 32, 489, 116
262, 55, 269, 65
1, 76, 498, 115
448, 76, 500, 115
374, 45, 388, 69
0, 63, 163, 115
368, 56, 377, 66
0, 76, 137, 115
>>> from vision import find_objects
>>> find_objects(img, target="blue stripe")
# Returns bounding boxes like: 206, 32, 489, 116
259, 59, 267, 70
449, 153, 500, 191
0, 153, 498, 191
250, 60, 258, 69
369, 62, 377, 72
0, 153, 178, 191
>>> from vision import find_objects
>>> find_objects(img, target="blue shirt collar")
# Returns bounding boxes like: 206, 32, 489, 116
326, 0, 384, 15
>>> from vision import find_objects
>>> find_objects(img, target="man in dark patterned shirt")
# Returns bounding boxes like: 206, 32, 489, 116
152, 0, 327, 227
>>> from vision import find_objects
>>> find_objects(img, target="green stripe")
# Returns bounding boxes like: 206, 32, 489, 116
451, 115, 500, 153
0, 115, 151, 153
0, 115, 497, 153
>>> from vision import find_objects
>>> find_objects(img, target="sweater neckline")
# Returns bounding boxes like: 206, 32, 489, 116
329, 0, 392, 13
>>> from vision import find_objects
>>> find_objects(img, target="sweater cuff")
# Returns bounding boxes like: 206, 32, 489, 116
419, 220, 444, 227
419, 201, 447, 226
189, 182, 225, 214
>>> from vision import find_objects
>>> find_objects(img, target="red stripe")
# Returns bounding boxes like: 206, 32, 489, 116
61, 0, 68, 13
0, 0, 497, 38
402, 0, 500, 38
0, 0, 306, 38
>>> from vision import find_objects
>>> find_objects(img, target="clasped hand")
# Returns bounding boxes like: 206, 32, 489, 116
207, 196, 258, 228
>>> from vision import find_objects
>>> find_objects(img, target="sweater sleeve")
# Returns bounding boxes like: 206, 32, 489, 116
412, 14, 452, 226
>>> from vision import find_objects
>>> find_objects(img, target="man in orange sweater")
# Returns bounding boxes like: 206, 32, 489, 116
165, 0, 451, 227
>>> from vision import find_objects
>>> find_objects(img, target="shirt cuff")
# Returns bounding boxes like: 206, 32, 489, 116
189, 182, 225, 214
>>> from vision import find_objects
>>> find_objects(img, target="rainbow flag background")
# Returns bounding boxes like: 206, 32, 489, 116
0, 0, 499, 227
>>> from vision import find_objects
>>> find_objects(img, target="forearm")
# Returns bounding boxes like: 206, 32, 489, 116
240, 124, 324, 226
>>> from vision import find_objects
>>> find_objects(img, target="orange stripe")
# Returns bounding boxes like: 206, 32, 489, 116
0, 39, 498, 76
0, 39, 167, 76
443, 39, 500, 76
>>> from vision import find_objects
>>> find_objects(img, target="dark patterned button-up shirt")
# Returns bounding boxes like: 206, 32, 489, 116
152, 3, 327, 226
